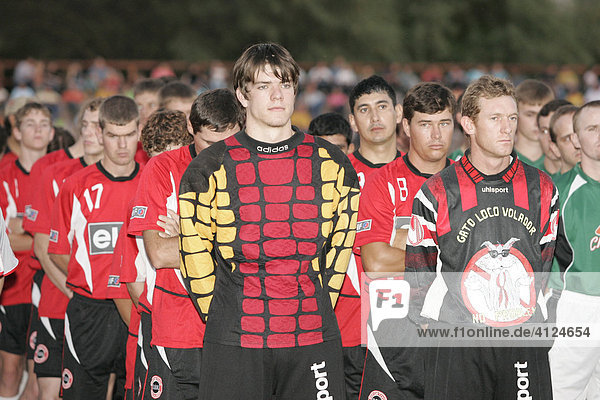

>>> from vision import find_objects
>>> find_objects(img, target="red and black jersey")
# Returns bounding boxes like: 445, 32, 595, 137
335, 150, 402, 347
0, 159, 37, 305
179, 129, 360, 349
48, 162, 141, 300
128, 144, 205, 348
405, 151, 559, 327
24, 157, 87, 319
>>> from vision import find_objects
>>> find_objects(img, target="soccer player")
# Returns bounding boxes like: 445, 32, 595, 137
24, 98, 104, 400
158, 81, 196, 118
308, 112, 353, 154
127, 90, 243, 399
0, 103, 54, 399
133, 78, 165, 128
549, 104, 581, 177
179, 42, 359, 399
48, 95, 142, 400
405, 75, 559, 399
536, 99, 572, 177
548, 100, 600, 399
513, 79, 555, 171
356, 83, 456, 400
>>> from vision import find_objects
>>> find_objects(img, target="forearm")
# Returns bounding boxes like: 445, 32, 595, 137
361, 242, 406, 275
8, 232, 32, 252
34, 233, 72, 298
49, 253, 71, 276
142, 230, 179, 269
113, 298, 132, 327
126, 281, 144, 307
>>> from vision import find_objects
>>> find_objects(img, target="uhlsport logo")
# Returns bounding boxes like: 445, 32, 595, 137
368, 390, 388, 400
515, 361, 532, 400
311, 361, 333, 400
150, 375, 163, 399
131, 206, 147, 219
34, 344, 49, 364
62, 368, 73, 389
88, 222, 123, 255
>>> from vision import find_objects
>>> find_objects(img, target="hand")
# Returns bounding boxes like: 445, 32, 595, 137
157, 209, 180, 238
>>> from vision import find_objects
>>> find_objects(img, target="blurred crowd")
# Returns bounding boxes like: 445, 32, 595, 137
2, 56, 600, 135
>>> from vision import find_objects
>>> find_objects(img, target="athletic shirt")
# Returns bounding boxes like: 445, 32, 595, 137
179, 129, 360, 349
128, 144, 205, 348
405, 151, 559, 327
0, 159, 38, 305
548, 164, 600, 295
516, 151, 547, 173
24, 157, 87, 319
0, 209, 18, 277
48, 162, 141, 300
335, 150, 402, 347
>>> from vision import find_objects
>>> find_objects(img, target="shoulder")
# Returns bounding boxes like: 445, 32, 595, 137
312, 136, 358, 181
180, 141, 228, 194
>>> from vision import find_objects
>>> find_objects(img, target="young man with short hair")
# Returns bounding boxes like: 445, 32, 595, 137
158, 81, 196, 118
357, 82, 456, 400
308, 112, 353, 154
48, 95, 142, 400
133, 78, 165, 128
549, 104, 581, 177
0, 103, 55, 399
514, 79, 555, 171
537, 99, 572, 177
179, 43, 359, 399
405, 76, 559, 399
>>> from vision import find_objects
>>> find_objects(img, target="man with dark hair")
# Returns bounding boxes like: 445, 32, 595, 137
49, 95, 142, 400
357, 82, 455, 400
0, 102, 55, 399
179, 43, 359, 399
405, 76, 558, 399
537, 99, 572, 176
308, 112, 353, 154
133, 78, 165, 128
158, 81, 196, 117
549, 104, 581, 177
514, 79, 555, 171
127, 89, 242, 399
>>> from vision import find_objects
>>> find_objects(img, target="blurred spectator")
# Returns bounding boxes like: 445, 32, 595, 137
209, 61, 228, 89
13, 57, 36, 86
151, 62, 176, 79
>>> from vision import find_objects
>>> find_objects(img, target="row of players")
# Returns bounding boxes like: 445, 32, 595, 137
0, 42, 597, 400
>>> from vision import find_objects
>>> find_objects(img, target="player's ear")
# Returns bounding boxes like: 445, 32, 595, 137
236, 88, 249, 108
348, 113, 357, 133
347, 142, 355, 154
461, 115, 475, 137
186, 119, 194, 136
402, 118, 411, 138
571, 132, 582, 150
395, 104, 403, 124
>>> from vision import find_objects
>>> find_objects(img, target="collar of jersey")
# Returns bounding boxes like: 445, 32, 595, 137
352, 149, 402, 169
96, 161, 140, 182
235, 126, 305, 155
461, 149, 519, 183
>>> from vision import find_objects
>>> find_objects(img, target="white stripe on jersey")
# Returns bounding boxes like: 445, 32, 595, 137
72, 195, 93, 293
415, 189, 437, 220
135, 237, 156, 306
3, 180, 18, 221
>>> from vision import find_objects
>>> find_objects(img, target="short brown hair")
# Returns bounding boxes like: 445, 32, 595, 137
233, 43, 299, 98
76, 97, 104, 128
189, 89, 245, 133
158, 82, 196, 108
461, 75, 516, 121
99, 95, 139, 129
515, 79, 554, 106
573, 100, 600, 134
141, 109, 192, 155
15, 103, 52, 127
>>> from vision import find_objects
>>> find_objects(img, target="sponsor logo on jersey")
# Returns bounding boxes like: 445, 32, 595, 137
150, 375, 163, 399
481, 186, 509, 194
62, 368, 73, 389
356, 219, 372, 233
131, 206, 147, 219
368, 390, 388, 400
591, 224, 600, 252
462, 238, 536, 327
107, 275, 121, 288
311, 361, 333, 400
24, 205, 38, 221
515, 361, 532, 400
29, 330, 37, 350
256, 144, 289, 154
34, 344, 49, 364
49, 229, 59, 243
88, 222, 123, 255
407, 215, 424, 245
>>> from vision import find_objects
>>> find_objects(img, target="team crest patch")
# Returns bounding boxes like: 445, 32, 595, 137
49, 229, 59, 243
356, 219, 372, 233
407, 215, 424, 245
25, 206, 38, 222
150, 375, 163, 399
34, 344, 49, 364
131, 206, 148, 219
29, 330, 37, 350
107, 275, 121, 288
62, 368, 73, 389
368, 390, 388, 400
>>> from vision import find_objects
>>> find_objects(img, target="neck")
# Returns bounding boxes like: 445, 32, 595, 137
469, 148, 511, 176
245, 120, 294, 144
358, 139, 398, 165
7, 136, 21, 157
561, 162, 576, 174
407, 152, 446, 175
514, 133, 542, 160
543, 157, 561, 175
83, 153, 103, 166
69, 140, 85, 159
100, 158, 136, 177
581, 158, 600, 182
19, 148, 46, 171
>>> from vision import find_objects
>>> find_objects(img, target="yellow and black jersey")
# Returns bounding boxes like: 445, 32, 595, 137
179, 128, 360, 348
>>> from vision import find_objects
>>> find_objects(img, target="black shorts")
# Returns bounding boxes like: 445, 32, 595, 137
0, 303, 32, 355
424, 344, 552, 399
33, 317, 65, 378
164, 346, 202, 400
26, 269, 44, 360
61, 293, 127, 400
200, 340, 345, 400
343, 345, 366, 400
143, 344, 182, 400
